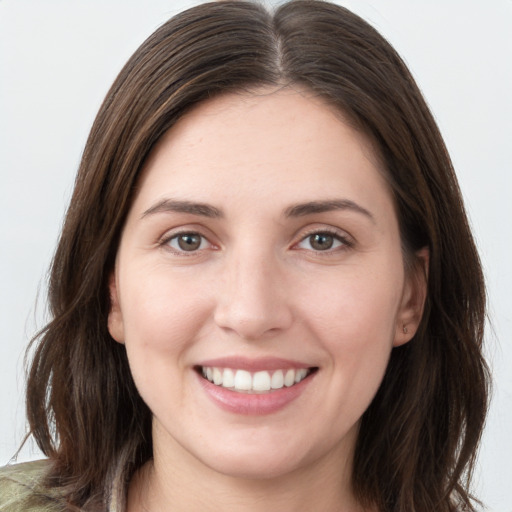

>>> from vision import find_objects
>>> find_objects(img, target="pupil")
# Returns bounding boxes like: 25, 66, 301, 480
178, 234, 201, 251
311, 233, 333, 250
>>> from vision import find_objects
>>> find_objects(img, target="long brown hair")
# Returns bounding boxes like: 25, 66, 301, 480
25, 1, 489, 510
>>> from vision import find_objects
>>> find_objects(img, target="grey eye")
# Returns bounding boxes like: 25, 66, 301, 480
309, 233, 334, 251
296, 232, 346, 252
168, 233, 206, 252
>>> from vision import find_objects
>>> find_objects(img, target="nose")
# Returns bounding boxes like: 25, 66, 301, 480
213, 247, 293, 340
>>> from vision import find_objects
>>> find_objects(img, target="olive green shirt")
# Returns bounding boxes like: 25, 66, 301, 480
0, 460, 65, 511
0, 459, 127, 511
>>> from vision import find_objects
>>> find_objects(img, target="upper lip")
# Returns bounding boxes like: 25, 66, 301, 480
195, 356, 315, 372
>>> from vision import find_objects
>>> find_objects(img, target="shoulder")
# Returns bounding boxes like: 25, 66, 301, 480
0, 460, 63, 512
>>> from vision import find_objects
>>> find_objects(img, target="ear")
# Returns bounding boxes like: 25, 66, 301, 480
107, 271, 125, 344
394, 247, 429, 347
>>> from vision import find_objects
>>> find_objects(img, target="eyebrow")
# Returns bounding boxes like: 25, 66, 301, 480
141, 199, 223, 219
141, 197, 374, 222
284, 199, 375, 223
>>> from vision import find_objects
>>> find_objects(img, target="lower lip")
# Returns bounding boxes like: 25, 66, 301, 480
197, 372, 315, 415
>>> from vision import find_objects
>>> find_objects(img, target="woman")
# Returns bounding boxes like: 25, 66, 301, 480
0, 1, 489, 511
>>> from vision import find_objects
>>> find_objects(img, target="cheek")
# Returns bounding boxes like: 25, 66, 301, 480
122, 268, 208, 338
118, 270, 212, 384
299, 265, 403, 416
304, 264, 403, 345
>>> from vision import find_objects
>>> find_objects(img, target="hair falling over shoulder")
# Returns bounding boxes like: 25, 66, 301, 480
24, 1, 489, 510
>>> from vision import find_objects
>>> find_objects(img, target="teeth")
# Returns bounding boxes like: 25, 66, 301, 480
213, 367, 223, 385
284, 369, 295, 387
222, 368, 235, 388
253, 371, 271, 391
200, 367, 311, 392
295, 368, 308, 383
271, 370, 284, 389
234, 370, 252, 390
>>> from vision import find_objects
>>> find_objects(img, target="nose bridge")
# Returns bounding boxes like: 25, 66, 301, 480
214, 240, 292, 340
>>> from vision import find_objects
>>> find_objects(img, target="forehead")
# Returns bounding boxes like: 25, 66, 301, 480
133, 87, 392, 217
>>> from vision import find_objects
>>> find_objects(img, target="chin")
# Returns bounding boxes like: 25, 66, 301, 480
188, 426, 340, 482
202, 450, 307, 481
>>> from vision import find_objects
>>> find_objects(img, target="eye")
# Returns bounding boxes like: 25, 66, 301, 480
166, 232, 209, 252
296, 231, 349, 252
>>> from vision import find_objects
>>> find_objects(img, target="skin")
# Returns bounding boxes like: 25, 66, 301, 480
108, 87, 427, 512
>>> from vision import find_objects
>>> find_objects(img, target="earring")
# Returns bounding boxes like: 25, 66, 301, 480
403, 325, 408, 334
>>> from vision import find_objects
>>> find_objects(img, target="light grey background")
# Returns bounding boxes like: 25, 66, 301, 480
1, 1, 511, 510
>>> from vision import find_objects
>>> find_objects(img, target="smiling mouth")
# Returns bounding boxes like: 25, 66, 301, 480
196, 366, 318, 394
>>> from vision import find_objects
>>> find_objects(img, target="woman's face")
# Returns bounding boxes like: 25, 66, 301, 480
108, 88, 426, 481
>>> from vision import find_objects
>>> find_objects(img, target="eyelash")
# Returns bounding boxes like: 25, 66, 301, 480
159, 228, 353, 256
